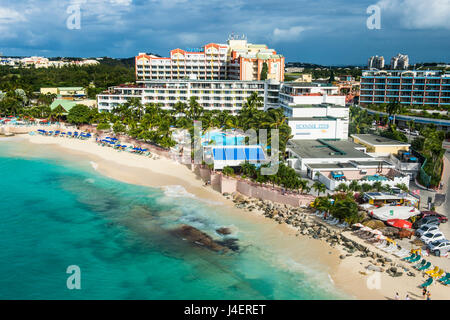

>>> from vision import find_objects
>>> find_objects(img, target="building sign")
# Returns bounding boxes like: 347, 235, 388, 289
296, 124, 330, 130
185, 47, 204, 53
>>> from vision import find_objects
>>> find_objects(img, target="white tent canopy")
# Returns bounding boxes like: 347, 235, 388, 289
369, 206, 420, 221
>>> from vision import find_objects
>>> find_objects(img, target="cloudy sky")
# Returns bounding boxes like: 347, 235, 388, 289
0, 0, 449, 65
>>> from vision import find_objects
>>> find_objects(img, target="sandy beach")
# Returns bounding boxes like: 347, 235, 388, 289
5, 132, 449, 300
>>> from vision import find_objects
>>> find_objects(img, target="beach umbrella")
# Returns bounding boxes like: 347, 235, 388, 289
352, 223, 364, 228
386, 219, 412, 229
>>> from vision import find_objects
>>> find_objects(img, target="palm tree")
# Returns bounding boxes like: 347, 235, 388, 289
187, 96, 203, 120
361, 183, 372, 193
385, 100, 401, 126
313, 181, 327, 197
349, 180, 361, 192
51, 105, 66, 122
298, 179, 308, 194
395, 183, 409, 193
372, 181, 383, 192
335, 183, 349, 193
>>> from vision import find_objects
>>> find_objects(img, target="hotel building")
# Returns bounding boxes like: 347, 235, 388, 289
360, 69, 450, 106
390, 54, 409, 70
368, 56, 385, 69
135, 38, 284, 82
97, 79, 281, 114
278, 82, 346, 116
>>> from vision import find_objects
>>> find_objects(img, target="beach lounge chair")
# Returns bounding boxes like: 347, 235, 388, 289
417, 261, 432, 271
420, 277, 433, 288
414, 259, 427, 268
425, 266, 439, 276
394, 248, 410, 258
329, 218, 339, 225
402, 253, 416, 261
337, 221, 349, 228
409, 255, 421, 263
431, 269, 444, 279
376, 240, 386, 248
438, 273, 450, 283
381, 243, 394, 252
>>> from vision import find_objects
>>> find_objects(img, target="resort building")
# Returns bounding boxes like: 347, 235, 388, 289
20, 56, 50, 68
351, 134, 410, 157
360, 69, 450, 107
40, 87, 87, 100
286, 139, 370, 172
287, 104, 349, 140
390, 53, 409, 70
286, 139, 410, 190
135, 38, 284, 82
278, 82, 346, 116
368, 55, 385, 69
97, 79, 280, 114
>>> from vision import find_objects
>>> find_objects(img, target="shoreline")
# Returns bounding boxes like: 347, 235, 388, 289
4, 133, 450, 299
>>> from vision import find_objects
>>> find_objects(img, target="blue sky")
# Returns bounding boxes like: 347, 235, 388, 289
0, 0, 449, 65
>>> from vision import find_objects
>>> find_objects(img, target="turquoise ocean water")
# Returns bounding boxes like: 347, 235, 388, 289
0, 138, 348, 299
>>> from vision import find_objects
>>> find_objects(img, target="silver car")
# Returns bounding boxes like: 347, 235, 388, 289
421, 232, 445, 244
427, 240, 450, 257
416, 224, 440, 237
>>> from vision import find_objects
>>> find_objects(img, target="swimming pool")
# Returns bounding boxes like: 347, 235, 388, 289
363, 175, 388, 181
202, 131, 245, 146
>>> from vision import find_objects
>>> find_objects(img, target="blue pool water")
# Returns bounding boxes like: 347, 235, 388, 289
0, 138, 348, 300
202, 132, 245, 146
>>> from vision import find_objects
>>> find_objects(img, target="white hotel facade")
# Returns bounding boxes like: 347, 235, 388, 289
97, 79, 281, 114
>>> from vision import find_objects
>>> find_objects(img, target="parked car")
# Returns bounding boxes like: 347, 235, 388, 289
421, 211, 448, 223
420, 232, 445, 244
427, 240, 450, 257
411, 130, 420, 136
413, 216, 441, 229
416, 224, 441, 237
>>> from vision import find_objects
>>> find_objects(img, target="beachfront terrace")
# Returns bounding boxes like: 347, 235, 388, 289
306, 161, 410, 191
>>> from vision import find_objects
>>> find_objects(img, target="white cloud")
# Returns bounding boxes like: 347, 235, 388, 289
110, 0, 133, 6
377, 0, 450, 29
0, 8, 26, 24
272, 26, 308, 42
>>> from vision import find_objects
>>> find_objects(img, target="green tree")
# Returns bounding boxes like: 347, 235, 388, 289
67, 104, 92, 124
260, 62, 268, 80
313, 181, 327, 196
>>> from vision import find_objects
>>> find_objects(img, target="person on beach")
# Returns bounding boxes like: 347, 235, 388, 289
405, 294, 410, 300
422, 288, 427, 299
394, 292, 400, 300
426, 291, 431, 300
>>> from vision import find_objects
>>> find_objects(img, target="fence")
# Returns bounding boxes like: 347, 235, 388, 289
194, 165, 316, 207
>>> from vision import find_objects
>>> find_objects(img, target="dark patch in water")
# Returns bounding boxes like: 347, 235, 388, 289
217, 238, 240, 252
169, 224, 229, 253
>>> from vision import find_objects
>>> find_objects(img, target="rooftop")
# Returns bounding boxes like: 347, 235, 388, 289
288, 139, 373, 159
283, 82, 336, 88
352, 134, 411, 147
306, 160, 394, 170
288, 103, 348, 109
289, 116, 337, 121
